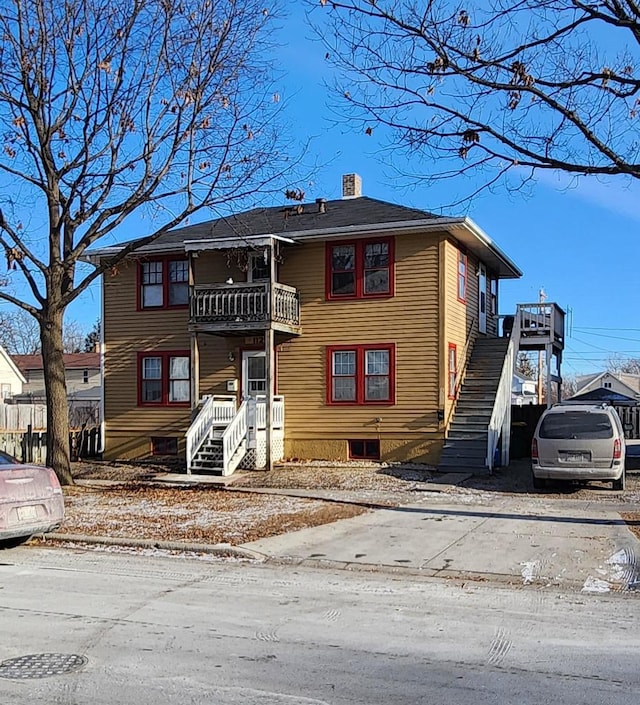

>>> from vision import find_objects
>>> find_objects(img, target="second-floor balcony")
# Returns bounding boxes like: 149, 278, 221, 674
189, 281, 301, 336
514, 302, 565, 352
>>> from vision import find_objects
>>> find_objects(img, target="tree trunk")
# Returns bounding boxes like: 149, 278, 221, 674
41, 306, 73, 485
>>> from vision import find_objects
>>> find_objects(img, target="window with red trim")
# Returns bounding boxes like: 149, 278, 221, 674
138, 257, 188, 309
326, 238, 394, 299
327, 344, 395, 405
457, 251, 467, 303
138, 351, 190, 406
448, 344, 457, 399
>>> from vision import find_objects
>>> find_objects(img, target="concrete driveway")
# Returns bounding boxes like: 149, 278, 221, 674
243, 492, 640, 593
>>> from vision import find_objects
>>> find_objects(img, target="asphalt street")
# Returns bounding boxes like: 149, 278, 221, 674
1, 547, 639, 705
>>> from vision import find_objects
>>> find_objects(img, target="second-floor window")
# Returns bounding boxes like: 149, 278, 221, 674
326, 238, 394, 300
138, 352, 190, 406
457, 251, 467, 303
139, 258, 188, 309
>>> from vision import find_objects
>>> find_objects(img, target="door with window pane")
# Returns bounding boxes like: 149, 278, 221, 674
242, 351, 266, 398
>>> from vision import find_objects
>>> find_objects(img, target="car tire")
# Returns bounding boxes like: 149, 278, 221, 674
612, 472, 626, 492
532, 474, 546, 490
0, 536, 31, 549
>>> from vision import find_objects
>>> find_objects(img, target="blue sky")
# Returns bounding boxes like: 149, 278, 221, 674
68, 6, 640, 379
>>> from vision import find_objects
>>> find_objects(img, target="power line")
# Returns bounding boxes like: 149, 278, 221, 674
570, 330, 640, 343
574, 326, 640, 332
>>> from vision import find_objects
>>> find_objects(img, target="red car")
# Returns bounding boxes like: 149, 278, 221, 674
0, 450, 64, 548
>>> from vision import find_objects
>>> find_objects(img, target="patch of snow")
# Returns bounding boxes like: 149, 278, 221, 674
520, 560, 539, 585
582, 576, 611, 593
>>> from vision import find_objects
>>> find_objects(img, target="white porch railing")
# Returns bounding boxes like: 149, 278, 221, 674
253, 395, 285, 429
222, 400, 248, 476
486, 314, 521, 471
186, 395, 236, 473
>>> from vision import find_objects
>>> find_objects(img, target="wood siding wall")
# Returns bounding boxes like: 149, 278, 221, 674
273, 234, 443, 463
103, 262, 192, 459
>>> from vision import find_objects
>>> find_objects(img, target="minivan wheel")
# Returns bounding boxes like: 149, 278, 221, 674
532, 474, 546, 490
612, 472, 626, 492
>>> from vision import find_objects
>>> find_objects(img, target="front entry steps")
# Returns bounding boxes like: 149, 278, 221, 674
189, 429, 225, 474
438, 337, 509, 473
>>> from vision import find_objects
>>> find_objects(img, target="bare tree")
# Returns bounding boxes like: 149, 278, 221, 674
0, 0, 294, 483
0, 309, 89, 354
607, 355, 640, 375
0, 308, 41, 354
62, 320, 87, 354
516, 352, 536, 379
316, 1, 640, 198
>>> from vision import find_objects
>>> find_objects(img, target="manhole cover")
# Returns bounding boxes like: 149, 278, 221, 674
0, 653, 88, 679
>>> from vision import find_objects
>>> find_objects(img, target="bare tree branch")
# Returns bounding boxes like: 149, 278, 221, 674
314, 0, 640, 196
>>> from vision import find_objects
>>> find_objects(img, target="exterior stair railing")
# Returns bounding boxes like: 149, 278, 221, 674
486, 314, 520, 471
186, 395, 236, 473
222, 400, 249, 476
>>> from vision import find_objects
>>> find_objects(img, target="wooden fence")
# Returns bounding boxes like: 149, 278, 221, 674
0, 426, 102, 464
0, 403, 47, 431
613, 406, 640, 439
0, 401, 100, 432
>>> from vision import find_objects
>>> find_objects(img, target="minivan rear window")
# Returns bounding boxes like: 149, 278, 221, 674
539, 411, 613, 439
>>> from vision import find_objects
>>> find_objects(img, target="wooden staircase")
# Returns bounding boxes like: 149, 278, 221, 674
439, 337, 510, 472
189, 428, 226, 474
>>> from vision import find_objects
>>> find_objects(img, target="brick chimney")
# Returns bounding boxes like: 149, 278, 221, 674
342, 173, 362, 199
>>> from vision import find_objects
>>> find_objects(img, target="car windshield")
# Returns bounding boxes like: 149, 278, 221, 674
0, 450, 19, 465
539, 411, 613, 440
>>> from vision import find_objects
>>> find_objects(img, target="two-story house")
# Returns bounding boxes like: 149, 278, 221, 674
87, 174, 559, 474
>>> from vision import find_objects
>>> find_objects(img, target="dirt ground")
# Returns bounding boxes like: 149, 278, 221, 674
35, 458, 640, 548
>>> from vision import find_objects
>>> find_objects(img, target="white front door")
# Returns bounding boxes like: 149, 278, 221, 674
242, 350, 266, 399
478, 263, 487, 334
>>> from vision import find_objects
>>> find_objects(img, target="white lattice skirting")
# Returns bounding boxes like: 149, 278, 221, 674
240, 436, 284, 469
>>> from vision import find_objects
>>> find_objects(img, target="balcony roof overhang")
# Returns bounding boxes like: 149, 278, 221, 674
183, 233, 296, 252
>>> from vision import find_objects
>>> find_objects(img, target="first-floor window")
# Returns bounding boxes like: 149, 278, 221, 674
327, 344, 395, 405
139, 351, 190, 406
448, 344, 457, 399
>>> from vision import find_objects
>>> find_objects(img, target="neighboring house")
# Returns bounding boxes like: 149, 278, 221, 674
574, 371, 640, 402
12, 352, 102, 426
86, 173, 562, 473
0, 345, 26, 401
512, 371, 537, 406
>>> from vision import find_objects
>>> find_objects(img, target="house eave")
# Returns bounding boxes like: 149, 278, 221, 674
82, 216, 522, 279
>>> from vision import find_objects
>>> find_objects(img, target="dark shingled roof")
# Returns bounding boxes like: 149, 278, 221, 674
567, 388, 639, 406
120, 196, 444, 250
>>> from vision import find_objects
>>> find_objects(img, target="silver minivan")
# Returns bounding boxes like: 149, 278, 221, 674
531, 403, 626, 490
